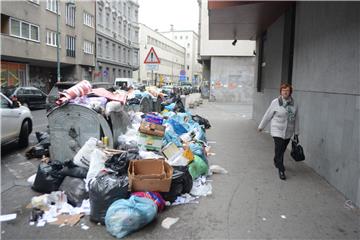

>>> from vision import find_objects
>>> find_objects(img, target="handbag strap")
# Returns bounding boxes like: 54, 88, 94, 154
293, 134, 299, 143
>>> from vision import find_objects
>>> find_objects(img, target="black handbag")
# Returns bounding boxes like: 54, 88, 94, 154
291, 135, 305, 162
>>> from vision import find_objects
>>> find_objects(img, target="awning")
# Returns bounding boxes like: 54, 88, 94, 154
208, 1, 294, 40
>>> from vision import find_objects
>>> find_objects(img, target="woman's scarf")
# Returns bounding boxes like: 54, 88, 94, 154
279, 96, 295, 121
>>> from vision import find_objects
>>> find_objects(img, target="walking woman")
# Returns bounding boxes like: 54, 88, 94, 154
258, 83, 299, 180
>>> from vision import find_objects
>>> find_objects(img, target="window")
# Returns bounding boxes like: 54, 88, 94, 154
128, 7, 130, 20
21, 22, 29, 39
10, 18, 39, 41
128, 49, 130, 63
185, 36, 188, 39
105, 41, 109, 58
66, 35, 75, 57
112, 43, 116, 60
83, 12, 94, 28
83, 40, 94, 54
46, 0, 58, 13
66, 4, 75, 27
98, 38, 102, 57
118, 21, 122, 37
187, 43, 190, 48
112, 18, 116, 31
46, 30, 58, 46
118, 46, 121, 62
128, 27, 130, 41
187, 65, 189, 70
135, 10, 138, 22
180, 36, 183, 39
98, 8, 103, 26
106, 12, 110, 29
123, 47, 126, 62
187, 53, 190, 58
123, 3, 126, 17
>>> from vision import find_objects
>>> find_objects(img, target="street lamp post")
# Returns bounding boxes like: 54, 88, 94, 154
56, 0, 60, 82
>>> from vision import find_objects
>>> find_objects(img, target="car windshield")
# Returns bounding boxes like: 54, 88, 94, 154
2, 87, 16, 97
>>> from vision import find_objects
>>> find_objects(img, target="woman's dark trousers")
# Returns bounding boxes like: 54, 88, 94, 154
273, 137, 290, 172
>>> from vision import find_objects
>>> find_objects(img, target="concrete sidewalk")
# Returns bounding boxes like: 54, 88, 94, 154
191, 101, 359, 239
1, 101, 358, 239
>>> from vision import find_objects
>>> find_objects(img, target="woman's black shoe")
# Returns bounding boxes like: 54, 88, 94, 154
279, 171, 286, 180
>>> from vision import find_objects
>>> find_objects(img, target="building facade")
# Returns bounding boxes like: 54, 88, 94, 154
161, 29, 203, 86
134, 23, 185, 86
1, 0, 96, 93
95, 0, 139, 83
197, 0, 256, 102
208, 1, 360, 206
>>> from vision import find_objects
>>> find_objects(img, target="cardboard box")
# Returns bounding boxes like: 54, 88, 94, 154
138, 133, 163, 151
128, 159, 173, 192
139, 120, 165, 137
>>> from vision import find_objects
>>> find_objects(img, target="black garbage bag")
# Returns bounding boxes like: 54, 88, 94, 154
35, 131, 49, 143
127, 98, 141, 105
160, 166, 193, 203
59, 177, 89, 207
89, 171, 129, 225
192, 114, 211, 129
25, 145, 49, 159
105, 151, 140, 175
117, 141, 139, 153
32, 161, 65, 193
59, 160, 88, 179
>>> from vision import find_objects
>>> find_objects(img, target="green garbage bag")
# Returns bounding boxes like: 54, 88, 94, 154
188, 155, 208, 179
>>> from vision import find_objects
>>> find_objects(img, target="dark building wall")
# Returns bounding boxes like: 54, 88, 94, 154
253, 2, 360, 206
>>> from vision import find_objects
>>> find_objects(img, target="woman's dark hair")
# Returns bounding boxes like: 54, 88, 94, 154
280, 83, 293, 95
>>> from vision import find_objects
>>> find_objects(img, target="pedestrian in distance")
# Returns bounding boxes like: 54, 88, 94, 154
258, 83, 299, 180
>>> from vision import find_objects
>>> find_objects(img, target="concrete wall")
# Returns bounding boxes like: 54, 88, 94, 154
292, 2, 360, 206
198, 0, 255, 57
210, 56, 255, 103
253, 2, 360, 206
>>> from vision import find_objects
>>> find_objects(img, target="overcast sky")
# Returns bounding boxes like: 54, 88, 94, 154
138, 0, 199, 33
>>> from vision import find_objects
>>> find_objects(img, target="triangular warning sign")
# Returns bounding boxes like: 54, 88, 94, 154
144, 47, 160, 64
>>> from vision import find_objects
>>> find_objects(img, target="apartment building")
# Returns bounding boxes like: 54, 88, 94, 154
1, 0, 96, 92
161, 28, 203, 86
95, 0, 139, 83
134, 23, 185, 86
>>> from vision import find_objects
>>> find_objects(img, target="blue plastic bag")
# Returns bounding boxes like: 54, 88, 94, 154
168, 119, 188, 135
163, 129, 183, 147
105, 196, 157, 238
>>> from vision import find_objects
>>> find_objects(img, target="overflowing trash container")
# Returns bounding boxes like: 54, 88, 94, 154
27, 80, 222, 238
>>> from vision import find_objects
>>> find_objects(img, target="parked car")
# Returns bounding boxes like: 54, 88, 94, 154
3, 86, 47, 109
46, 81, 114, 111
0, 92, 33, 147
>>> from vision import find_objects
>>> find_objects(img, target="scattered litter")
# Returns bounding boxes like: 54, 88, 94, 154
344, 200, 356, 210
207, 152, 216, 156
281, 215, 287, 219
207, 141, 216, 144
209, 165, 228, 174
81, 223, 90, 230
262, 217, 267, 221
27, 174, 36, 185
172, 194, 199, 206
36, 220, 46, 227
29, 221, 35, 226
1, 231, 5, 234
49, 213, 84, 226
190, 177, 212, 196
161, 217, 179, 229
0, 214, 17, 222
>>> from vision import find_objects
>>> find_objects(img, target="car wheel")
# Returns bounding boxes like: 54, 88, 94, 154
18, 121, 30, 148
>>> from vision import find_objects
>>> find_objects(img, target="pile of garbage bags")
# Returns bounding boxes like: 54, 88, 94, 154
28, 80, 216, 238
